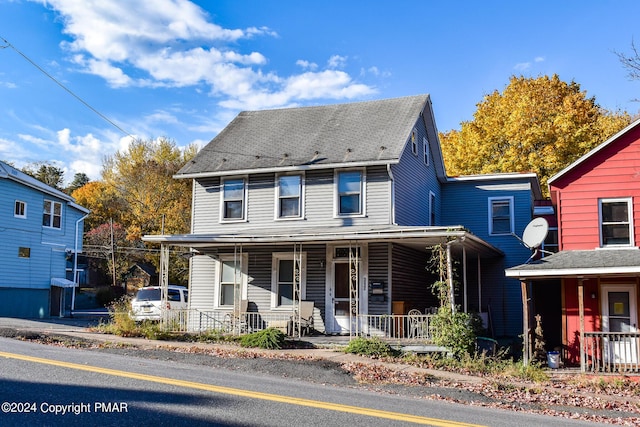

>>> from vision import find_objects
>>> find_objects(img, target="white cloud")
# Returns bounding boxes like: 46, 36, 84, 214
31, 0, 375, 111
327, 55, 347, 69
296, 60, 318, 70
535, 56, 545, 63
514, 62, 531, 71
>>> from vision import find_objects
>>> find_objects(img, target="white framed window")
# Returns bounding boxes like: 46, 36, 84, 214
14, 200, 26, 218
411, 128, 418, 155
429, 191, 436, 226
271, 252, 306, 309
220, 177, 247, 222
43, 200, 62, 229
423, 137, 430, 166
335, 169, 365, 216
214, 254, 248, 309
599, 198, 634, 247
488, 197, 514, 235
275, 174, 303, 219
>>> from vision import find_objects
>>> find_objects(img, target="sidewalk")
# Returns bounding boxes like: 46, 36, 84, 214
0, 316, 482, 383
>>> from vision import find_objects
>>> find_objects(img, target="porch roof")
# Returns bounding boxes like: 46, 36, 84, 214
143, 225, 503, 257
505, 249, 640, 280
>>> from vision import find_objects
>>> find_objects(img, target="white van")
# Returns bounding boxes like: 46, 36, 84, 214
130, 285, 188, 321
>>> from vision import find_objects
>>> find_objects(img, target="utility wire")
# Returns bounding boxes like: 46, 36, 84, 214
0, 35, 135, 139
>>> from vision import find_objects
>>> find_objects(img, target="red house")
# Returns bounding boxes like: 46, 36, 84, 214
507, 119, 640, 373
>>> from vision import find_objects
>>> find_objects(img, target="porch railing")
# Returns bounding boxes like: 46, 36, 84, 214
582, 332, 640, 373
359, 314, 435, 341
159, 310, 435, 341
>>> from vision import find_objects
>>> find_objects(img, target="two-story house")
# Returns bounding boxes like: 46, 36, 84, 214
145, 95, 540, 341
0, 160, 89, 318
507, 118, 640, 372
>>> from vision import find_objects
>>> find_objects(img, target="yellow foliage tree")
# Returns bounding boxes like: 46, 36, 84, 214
440, 75, 631, 194
101, 137, 196, 241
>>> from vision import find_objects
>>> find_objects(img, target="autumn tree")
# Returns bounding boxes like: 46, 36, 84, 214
71, 181, 127, 230
101, 137, 196, 240
83, 222, 134, 287
440, 75, 631, 193
65, 172, 91, 194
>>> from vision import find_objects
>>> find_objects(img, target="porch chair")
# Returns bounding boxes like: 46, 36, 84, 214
290, 301, 315, 336
408, 309, 426, 339
224, 299, 249, 333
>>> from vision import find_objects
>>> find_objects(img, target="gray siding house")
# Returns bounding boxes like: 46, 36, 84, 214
0, 161, 89, 318
145, 95, 540, 340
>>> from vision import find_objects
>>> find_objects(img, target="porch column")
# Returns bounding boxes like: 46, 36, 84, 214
160, 243, 169, 310
578, 278, 585, 372
521, 280, 530, 365
462, 246, 468, 312
447, 242, 455, 312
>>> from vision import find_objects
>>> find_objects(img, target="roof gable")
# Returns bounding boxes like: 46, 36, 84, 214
548, 118, 640, 188
0, 160, 89, 213
178, 95, 431, 177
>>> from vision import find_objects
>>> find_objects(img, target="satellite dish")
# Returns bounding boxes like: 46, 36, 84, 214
522, 217, 549, 249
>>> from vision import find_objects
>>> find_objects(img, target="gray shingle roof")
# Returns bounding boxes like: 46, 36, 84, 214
506, 249, 640, 279
177, 95, 430, 176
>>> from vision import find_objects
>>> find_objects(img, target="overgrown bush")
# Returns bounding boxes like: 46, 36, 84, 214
344, 337, 399, 358
240, 328, 286, 349
430, 306, 476, 358
99, 296, 142, 337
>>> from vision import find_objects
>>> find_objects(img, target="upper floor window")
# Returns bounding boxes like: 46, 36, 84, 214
336, 170, 364, 216
423, 137, 430, 166
599, 198, 633, 247
541, 227, 558, 256
276, 174, 303, 219
489, 197, 514, 235
43, 200, 62, 229
221, 178, 246, 221
411, 128, 418, 155
14, 200, 26, 218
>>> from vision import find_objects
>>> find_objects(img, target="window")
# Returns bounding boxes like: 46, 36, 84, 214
18, 247, 30, 258
221, 178, 246, 221
489, 197, 514, 235
276, 174, 302, 219
43, 200, 62, 229
411, 128, 417, 155
423, 137, 430, 166
215, 254, 247, 308
541, 227, 559, 255
14, 200, 26, 218
599, 198, 633, 247
429, 191, 436, 226
336, 170, 364, 216
271, 253, 306, 308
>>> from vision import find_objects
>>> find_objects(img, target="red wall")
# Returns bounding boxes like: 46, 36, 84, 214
550, 125, 640, 251
562, 278, 600, 364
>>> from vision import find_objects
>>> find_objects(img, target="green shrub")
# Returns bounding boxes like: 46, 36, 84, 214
99, 296, 142, 337
344, 337, 399, 358
430, 306, 476, 358
240, 328, 286, 349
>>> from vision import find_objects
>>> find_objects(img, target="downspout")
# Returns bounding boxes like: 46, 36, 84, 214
387, 164, 396, 225
71, 213, 89, 314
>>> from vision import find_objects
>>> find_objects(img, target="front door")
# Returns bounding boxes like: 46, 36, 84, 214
602, 284, 638, 364
326, 245, 366, 334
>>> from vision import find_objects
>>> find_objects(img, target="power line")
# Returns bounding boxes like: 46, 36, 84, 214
0, 35, 135, 139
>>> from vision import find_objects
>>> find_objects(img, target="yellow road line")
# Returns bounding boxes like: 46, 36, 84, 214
0, 350, 485, 427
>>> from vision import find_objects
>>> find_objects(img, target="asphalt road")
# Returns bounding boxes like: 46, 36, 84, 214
0, 337, 597, 427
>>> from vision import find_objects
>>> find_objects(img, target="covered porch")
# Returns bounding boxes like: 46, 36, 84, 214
143, 225, 502, 341
506, 250, 640, 374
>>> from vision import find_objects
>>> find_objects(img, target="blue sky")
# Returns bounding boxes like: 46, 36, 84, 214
1, 0, 639, 184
